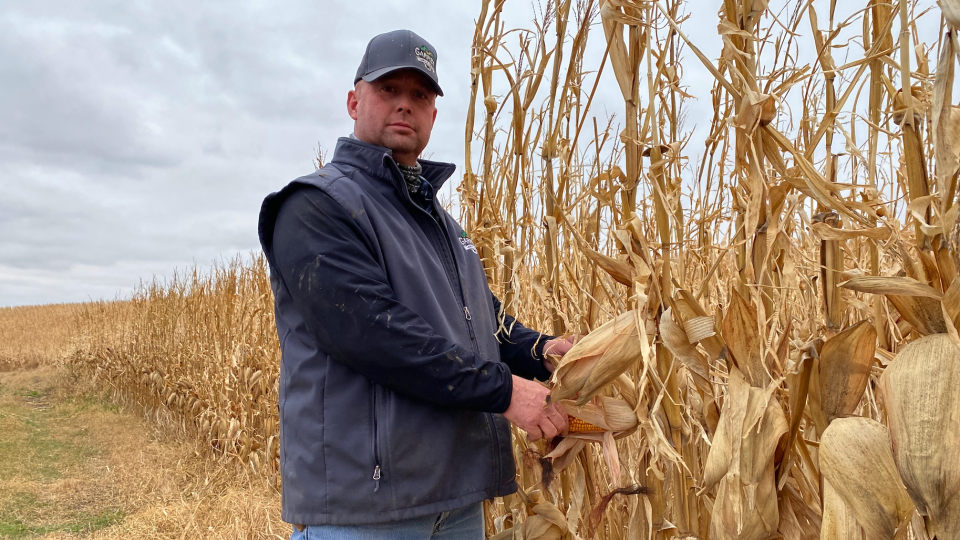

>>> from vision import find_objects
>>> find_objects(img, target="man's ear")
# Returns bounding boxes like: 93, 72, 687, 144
347, 88, 360, 121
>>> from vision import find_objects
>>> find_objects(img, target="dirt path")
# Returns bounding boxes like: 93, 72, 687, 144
0, 367, 285, 539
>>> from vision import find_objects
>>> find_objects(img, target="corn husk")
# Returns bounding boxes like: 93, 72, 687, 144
549, 397, 639, 486
944, 0, 960, 29
703, 367, 788, 540
816, 321, 877, 428
820, 417, 915, 539
820, 479, 863, 540
880, 334, 960, 538
549, 309, 642, 405
561, 396, 639, 435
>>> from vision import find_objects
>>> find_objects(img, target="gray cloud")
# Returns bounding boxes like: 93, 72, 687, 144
0, 0, 479, 306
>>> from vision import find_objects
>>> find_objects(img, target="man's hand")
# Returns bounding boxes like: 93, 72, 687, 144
542, 335, 579, 374
503, 375, 568, 441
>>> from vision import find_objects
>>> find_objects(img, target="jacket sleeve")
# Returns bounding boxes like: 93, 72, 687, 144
492, 295, 555, 381
270, 186, 513, 413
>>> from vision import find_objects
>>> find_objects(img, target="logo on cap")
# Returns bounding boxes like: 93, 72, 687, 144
415, 45, 436, 73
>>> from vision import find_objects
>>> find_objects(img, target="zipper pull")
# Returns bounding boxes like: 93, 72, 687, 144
373, 465, 381, 492
464, 306, 472, 321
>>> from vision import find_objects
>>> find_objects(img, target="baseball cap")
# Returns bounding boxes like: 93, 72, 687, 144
354, 30, 444, 97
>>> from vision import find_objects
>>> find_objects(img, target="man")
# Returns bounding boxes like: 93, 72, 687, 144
258, 29, 572, 539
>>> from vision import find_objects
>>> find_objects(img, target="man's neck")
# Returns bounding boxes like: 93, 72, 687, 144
349, 133, 419, 166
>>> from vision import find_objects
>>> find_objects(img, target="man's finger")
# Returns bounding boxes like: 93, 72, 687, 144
526, 426, 544, 442
540, 418, 560, 440
538, 403, 565, 439
550, 402, 569, 436
545, 401, 565, 423
544, 414, 565, 440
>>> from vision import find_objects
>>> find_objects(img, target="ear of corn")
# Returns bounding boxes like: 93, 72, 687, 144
820, 417, 914, 539
821, 479, 863, 540
817, 321, 877, 429
880, 334, 960, 538
549, 309, 643, 405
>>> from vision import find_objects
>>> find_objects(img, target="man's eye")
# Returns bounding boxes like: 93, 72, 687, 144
382, 85, 394, 93
416, 92, 426, 99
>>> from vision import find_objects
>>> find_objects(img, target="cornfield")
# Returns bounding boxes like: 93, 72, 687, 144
62, 0, 960, 538
0, 303, 83, 370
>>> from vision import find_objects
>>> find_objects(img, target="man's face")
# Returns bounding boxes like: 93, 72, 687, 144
347, 70, 438, 166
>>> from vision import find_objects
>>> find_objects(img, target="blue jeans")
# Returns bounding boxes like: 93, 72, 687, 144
289, 503, 484, 540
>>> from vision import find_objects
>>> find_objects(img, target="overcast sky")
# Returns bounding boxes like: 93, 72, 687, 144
0, 0, 940, 307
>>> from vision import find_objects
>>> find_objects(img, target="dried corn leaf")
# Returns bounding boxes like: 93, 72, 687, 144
820, 417, 915, 539
777, 484, 822, 540
933, 30, 960, 208
721, 290, 770, 387
881, 334, 960, 539
661, 307, 712, 394
810, 221, 890, 241
544, 436, 586, 472
583, 248, 635, 286
840, 276, 948, 335
840, 275, 944, 299
703, 368, 788, 540
778, 348, 814, 487
818, 321, 877, 425
675, 290, 726, 359
944, 279, 960, 344
934, 234, 959, 287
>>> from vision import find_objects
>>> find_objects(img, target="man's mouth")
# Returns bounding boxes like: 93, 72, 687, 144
389, 122, 414, 131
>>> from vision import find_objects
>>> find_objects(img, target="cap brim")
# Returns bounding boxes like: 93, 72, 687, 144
361, 65, 444, 97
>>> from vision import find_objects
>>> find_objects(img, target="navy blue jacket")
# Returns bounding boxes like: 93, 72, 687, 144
257, 137, 552, 525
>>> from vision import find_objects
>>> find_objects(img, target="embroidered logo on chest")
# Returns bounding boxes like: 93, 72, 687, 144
459, 231, 478, 254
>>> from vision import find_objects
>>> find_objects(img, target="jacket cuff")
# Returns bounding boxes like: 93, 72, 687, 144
490, 365, 513, 414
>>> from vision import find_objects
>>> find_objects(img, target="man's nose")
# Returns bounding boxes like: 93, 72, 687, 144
395, 93, 413, 113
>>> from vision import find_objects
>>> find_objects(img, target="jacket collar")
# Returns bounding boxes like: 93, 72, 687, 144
330, 136, 457, 191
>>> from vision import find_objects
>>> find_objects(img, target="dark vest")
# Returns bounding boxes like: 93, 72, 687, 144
258, 137, 516, 525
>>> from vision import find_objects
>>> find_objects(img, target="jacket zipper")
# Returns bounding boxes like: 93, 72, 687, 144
429, 220, 481, 352
394, 172, 482, 353
371, 384, 382, 492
